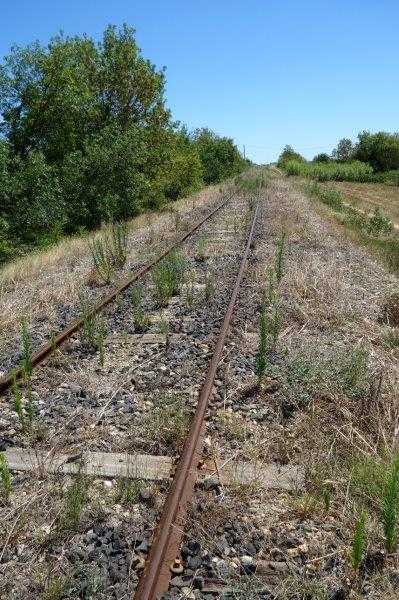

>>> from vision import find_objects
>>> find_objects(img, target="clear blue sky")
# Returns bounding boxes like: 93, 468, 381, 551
1, 1, 398, 163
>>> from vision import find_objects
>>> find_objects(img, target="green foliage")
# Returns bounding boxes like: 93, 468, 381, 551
282, 159, 374, 182
255, 306, 269, 379
355, 131, 399, 172
381, 456, 399, 553
20, 318, 32, 378
61, 472, 88, 530
331, 138, 355, 162
0, 453, 12, 503
79, 296, 107, 359
89, 236, 115, 284
351, 512, 367, 571
366, 207, 393, 236
152, 250, 187, 306
89, 222, 128, 284
277, 145, 306, 166
0, 26, 241, 261
130, 285, 150, 332
114, 478, 142, 507
275, 230, 286, 283
136, 394, 189, 453
193, 128, 245, 184
12, 374, 26, 431
303, 181, 399, 273
313, 153, 330, 163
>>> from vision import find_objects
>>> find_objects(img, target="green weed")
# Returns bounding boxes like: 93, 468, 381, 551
351, 512, 367, 571
204, 271, 215, 302
89, 237, 114, 284
114, 478, 142, 507
61, 472, 88, 531
152, 251, 187, 306
255, 306, 269, 379
0, 453, 12, 503
275, 230, 286, 283
20, 318, 32, 379
109, 222, 128, 268
79, 296, 107, 360
381, 456, 399, 553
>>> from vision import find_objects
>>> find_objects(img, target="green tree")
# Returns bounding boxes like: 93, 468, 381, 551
193, 128, 244, 184
331, 138, 354, 162
355, 131, 399, 172
277, 145, 305, 166
313, 152, 330, 163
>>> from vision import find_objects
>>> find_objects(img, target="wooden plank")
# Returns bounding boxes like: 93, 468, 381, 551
201, 460, 304, 491
4, 447, 303, 490
5, 448, 173, 481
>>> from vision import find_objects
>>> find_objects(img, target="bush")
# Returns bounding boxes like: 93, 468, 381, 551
193, 128, 245, 184
277, 145, 305, 166
355, 131, 399, 172
282, 159, 374, 182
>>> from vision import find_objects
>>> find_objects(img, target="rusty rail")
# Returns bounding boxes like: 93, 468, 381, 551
0, 195, 231, 396
133, 201, 260, 600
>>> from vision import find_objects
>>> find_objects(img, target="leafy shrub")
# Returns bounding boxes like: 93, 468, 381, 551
152, 251, 187, 305
277, 145, 306, 166
367, 208, 393, 236
282, 159, 374, 182
193, 128, 245, 184
356, 131, 399, 172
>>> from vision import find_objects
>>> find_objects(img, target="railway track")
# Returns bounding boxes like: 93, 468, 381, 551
134, 202, 260, 599
0, 185, 266, 599
0, 193, 232, 395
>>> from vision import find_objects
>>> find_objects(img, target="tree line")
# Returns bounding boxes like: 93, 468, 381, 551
0, 25, 246, 263
278, 131, 399, 173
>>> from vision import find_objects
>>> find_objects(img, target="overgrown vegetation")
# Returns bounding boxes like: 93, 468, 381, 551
0, 453, 12, 503
152, 250, 187, 306
60, 471, 89, 531
79, 296, 107, 363
351, 512, 367, 571
131, 394, 189, 453
0, 25, 246, 264
278, 131, 399, 184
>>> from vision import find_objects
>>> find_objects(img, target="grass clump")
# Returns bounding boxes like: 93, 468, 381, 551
79, 296, 107, 363
351, 512, 367, 571
152, 250, 187, 306
381, 456, 399, 553
137, 394, 189, 453
0, 453, 12, 503
61, 472, 89, 531
255, 305, 269, 379
130, 284, 150, 332
20, 318, 33, 379
114, 477, 143, 507
11, 373, 35, 431
204, 271, 215, 302
275, 230, 286, 283
89, 222, 128, 284
89, 236, 114, 284
381, 328, 399, 349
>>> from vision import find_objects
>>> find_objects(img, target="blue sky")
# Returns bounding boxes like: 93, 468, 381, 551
1, 1, 398, 163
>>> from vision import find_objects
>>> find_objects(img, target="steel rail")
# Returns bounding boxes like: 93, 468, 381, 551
0, 195, 231, 396
133, 201, 260, 600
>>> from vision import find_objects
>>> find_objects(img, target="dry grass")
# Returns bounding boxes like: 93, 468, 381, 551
327, 181, 399, 226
